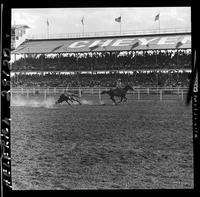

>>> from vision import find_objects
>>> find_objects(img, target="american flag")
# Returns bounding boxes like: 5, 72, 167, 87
155, 13, 160, 21
115, 16, 121, 23
81, 17, 84, 25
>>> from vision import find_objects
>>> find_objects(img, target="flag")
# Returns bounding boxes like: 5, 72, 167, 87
115, 16, 121, 23
81, 17, 84, 25
176, 41, 183, 48
47, 19, 49, 26
155, 13, 160, 21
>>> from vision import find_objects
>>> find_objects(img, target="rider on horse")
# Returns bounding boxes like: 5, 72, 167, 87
115, 78, 124, 91
63, 90, 78, 99
56, 89, 81, 105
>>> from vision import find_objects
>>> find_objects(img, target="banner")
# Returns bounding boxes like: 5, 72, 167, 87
13, 33, 191, 54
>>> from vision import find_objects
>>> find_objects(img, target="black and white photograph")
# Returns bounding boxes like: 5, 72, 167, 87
7, 7, 194, 190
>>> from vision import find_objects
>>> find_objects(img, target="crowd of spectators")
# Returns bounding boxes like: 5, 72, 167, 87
12, 49, 191, 71
11, 71, 190, 88
11, 49, 191, 88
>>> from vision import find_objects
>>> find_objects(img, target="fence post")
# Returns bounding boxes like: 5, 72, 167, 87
44, 89, 47, 100
160, 89, 162, 101
54, 87, 56, 94
99, 89, 101, 102
181, 89, 184, 101
21, 88, 23, 94
79, 88, 82, 98
147, 88, 150, 95
132, 87, 135, 96
26, 89, 29, 99
137, 89, 140, 100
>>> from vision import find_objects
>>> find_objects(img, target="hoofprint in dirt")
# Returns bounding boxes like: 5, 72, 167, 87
11, 100, 193, 189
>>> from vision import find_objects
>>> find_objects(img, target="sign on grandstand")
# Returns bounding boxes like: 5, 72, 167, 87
13, 33, 191, 54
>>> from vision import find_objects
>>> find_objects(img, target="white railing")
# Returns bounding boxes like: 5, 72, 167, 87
27, 27, 191, 40
11, 86, 188, 101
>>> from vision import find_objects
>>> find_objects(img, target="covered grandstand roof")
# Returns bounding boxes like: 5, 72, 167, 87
12, 33, 191, 54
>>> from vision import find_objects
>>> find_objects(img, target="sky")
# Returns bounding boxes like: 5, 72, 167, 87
11, 7, 191, 36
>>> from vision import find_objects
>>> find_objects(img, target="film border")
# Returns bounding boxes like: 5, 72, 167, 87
1, 3, 12, 197
0, 1, 199, 195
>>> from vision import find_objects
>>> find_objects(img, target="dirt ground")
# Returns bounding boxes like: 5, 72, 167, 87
11, 97, 193, 189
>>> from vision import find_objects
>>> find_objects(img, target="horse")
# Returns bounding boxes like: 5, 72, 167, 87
101, 85, 134, 105
55, 93, 81, 105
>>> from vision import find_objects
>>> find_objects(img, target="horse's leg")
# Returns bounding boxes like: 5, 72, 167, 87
66, 99, 71, 105
110, 96, 117, 105
72, 97, 81, 105
123, 96, 127, 102
117, 96, 123, 103
76, 99, 82, 105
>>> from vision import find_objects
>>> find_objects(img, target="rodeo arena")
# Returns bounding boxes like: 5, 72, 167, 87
10, 24, 193, 189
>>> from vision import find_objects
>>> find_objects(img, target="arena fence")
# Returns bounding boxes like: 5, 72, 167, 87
11, 87, 188, 102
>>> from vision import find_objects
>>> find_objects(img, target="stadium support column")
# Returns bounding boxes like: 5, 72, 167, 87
157, 72, 159, 87
155, 50, 158, 66
115, 51, 118, 80
143, 50, 145, 65
76, 53, 80, 86
41, 53, 44, 68
176, 49, 179, 67
24, 53, 27, 68
135, 51, 137, 68
92, 52, 95, 85
93, 52, 95, 72
155, 50, 159, 87
58, 53, 61, 69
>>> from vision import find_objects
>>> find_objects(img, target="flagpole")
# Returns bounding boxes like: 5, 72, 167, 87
81, 17, 84, 36
47, 19, 49, 39
120, 15, 122, 35
47, 26, 49, 39
120, 20, 122, 35
158, 12, 160, 34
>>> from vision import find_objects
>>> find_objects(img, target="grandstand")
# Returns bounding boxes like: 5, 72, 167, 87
11, 29, 191, 100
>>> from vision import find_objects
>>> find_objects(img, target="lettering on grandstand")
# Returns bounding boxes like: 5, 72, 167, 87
68, 36, 191, 49
13, 34, 191, 54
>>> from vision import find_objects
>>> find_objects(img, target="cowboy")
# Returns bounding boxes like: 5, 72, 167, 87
64, 90, 79, 99
116, 78, 123, 90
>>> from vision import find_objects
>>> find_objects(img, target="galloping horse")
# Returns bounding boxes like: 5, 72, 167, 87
101, 85, 134, 105
55, 93, 81, 105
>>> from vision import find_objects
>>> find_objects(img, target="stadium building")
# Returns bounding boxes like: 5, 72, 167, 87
11, 27, 191, 89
